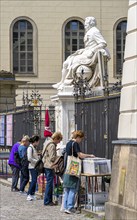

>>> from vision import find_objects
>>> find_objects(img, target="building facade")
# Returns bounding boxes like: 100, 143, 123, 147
0, 0, 128, 107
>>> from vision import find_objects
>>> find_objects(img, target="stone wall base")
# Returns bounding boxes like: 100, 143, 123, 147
105, 201, 137, 220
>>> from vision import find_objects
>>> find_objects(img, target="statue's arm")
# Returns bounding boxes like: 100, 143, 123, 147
93, 30, 107, 51
87, 30, 107, 58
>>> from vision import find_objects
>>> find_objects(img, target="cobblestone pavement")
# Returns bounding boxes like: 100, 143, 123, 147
0, 183, 99, 220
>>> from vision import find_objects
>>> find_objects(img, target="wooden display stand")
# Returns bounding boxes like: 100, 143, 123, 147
81, 173, 111, 211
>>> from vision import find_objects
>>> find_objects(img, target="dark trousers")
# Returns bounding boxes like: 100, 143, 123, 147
10, 165, 20, 189
20, 166, 29, 192
44, 168, 54, 205
27, 169, 38, 195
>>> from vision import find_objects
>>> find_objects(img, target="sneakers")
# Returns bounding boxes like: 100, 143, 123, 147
65, 208, 81, 214
31, 195, 36, 200
11, 188, 19, 192
44, 202, 57, 206
26, 195, 34, 201
65, 209, 72, 214
19, 191, 27, 196
60, 208, 65, 213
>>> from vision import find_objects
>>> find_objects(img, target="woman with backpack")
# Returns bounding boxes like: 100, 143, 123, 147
26, 135, 40, 201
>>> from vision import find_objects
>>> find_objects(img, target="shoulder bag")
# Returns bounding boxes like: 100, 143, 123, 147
34, 142, 53, 174
65, 142, 81, 177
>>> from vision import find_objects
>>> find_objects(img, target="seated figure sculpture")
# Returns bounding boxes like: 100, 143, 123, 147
53, 16, 110, 90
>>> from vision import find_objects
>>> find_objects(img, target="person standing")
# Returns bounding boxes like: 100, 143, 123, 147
18, 135, 30, 194
8, 141, 21, 191
63, 130, 95, 214
43, 132, 63, 206
26, 135, 40, 201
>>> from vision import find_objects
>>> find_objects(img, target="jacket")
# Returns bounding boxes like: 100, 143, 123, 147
18, 145, 27, 158
27, 144, 39, 169
8, 142, 20, 168
42, 140, 57, 169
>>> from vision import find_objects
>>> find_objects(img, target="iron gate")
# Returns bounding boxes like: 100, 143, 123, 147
75, 94, 120, 160
0, 106, 55, 150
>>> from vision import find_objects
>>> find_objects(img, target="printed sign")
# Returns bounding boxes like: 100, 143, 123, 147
6, 114, 13, 146
0, 115, 5, 146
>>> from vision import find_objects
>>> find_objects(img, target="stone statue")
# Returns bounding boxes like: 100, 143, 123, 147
53, 16, 110, 90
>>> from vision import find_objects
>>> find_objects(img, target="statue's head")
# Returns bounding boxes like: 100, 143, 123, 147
85, 17, 96, 31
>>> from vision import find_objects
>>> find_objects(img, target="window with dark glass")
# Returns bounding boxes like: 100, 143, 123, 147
13, 20, 33, 74
65, 20, 84, 60
116, 20, 127, 76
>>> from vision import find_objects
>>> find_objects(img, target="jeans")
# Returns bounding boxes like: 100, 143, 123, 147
44, 168, 54, 205
27, 169, 38, 195
10, 165, 20, 189
63, 188, 76, 210
20, 166, 29, 192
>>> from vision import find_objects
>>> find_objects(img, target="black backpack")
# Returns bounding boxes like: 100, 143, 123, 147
14, 151, 21, 165
15, 146, 33, 167
21, 146, 33, 167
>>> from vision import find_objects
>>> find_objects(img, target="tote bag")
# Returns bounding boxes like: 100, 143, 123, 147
65, 142, 81, 177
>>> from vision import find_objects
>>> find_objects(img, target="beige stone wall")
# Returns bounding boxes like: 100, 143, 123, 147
0, 0, 128, 106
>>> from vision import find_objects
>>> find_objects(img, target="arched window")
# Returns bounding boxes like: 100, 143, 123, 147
114, 19, 127, 77
11, 18, 37, 75
64, 19, 84, 60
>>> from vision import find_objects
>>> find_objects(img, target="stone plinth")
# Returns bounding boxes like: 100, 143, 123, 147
51, 86, 75, 145
106, 141, 137, 220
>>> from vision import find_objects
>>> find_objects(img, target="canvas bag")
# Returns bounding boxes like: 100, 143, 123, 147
65, 142, 81, 177
51, 155, 64, 176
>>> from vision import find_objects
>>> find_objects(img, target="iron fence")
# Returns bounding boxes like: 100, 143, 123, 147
0, 105, 55, 150
75, 93, 120, 160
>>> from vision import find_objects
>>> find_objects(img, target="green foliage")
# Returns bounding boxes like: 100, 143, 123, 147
84, 213, 94, 218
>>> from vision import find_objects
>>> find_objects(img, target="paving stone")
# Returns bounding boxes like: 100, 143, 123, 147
0, 183, 98, 220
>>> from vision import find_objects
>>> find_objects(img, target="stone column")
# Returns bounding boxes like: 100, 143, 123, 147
51, 86, 75, 145
105, 1, 137, 219
0, 70, 27, 112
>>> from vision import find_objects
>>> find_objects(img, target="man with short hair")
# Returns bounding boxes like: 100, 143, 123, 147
8, 141, 21, 192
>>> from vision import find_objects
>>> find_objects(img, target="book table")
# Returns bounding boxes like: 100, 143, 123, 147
81, 173, 111, 211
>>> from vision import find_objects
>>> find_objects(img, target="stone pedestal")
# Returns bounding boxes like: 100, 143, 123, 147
105, 141, 137, 220
51, 85, 75, 145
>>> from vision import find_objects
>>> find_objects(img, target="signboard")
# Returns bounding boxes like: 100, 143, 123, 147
6, 114, 13, 146
0, 115, 5, 146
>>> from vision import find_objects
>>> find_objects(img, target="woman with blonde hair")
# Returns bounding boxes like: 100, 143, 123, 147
26, 135, 40, 201
18, 135, 30, 194
63, 130, 95, 214
43, 131, 63, 206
